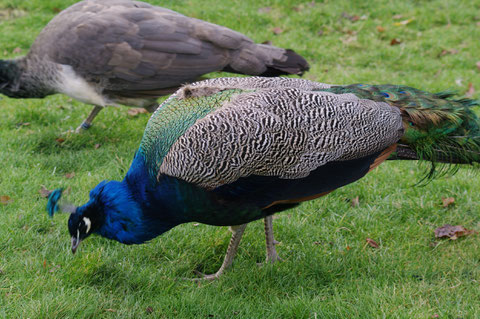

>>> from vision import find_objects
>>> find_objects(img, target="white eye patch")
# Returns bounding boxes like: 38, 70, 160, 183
83, 217, 92, 233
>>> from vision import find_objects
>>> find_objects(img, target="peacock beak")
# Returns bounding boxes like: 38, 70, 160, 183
71, 235, 81, 254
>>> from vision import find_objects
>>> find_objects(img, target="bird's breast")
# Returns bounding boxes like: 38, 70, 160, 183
56, 64, 109, 106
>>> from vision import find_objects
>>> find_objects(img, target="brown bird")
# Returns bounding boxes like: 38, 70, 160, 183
0, 0, 309, 132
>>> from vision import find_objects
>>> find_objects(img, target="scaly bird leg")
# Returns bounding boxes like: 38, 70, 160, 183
264, 215, 281, 263
76, 105, 103, 132
195, 223, 248, 280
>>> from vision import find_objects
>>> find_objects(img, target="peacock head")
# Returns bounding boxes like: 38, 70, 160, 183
67, 198, 105, 254
47, 180, 133, 253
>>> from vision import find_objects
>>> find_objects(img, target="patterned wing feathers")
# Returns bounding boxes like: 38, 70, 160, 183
159, 87, 404, 189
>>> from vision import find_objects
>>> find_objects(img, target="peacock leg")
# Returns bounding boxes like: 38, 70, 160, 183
264, 215, 282, 263
195, 223, 248, 280
75, 105, 103, 132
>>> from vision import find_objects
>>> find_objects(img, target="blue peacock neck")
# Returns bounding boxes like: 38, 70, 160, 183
94, 154, 188, 245
124, 152, 265, 229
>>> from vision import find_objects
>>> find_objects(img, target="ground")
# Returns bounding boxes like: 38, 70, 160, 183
0, 0, 480, 318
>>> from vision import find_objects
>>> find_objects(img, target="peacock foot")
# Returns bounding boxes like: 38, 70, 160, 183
191, 270, 223, 281
265, 240, 283, 263
188, 224, 248, 281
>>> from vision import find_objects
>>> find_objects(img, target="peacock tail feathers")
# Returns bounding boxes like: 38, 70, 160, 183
138, 86, 247, 182
319, 84, 480, 180
321, 84, 478, 129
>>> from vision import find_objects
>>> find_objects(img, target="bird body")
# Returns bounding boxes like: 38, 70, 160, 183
48, 77, 480, 276
0, 0, 309, 130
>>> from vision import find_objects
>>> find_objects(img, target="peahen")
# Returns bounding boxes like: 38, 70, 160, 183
0, 0, 309, 132
47, 77, 480, 279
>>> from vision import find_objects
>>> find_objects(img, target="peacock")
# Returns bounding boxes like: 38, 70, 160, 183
47, 77, 480, 279
0, 0, 309, 132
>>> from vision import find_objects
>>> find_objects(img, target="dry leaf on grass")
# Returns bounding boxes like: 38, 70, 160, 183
376, 25, 385, 32
438, 49, 459, 57
341, 12, 360, 22
146, 307, 154, 314
351, 196, 359, 207
292, 6, 302, 12
65, 172, 75, 179
0, 195, 12, 205
341, 35, 357, 45
15, 122, 30, 128
393, 18, 414, 26
272, 27, 284, 35
258, 7, 271, 14
434, 224, 476, 240
340, 28, 357, 35
390, 38, 402, 45
127, 108, 148, 117
39, 186, 53, 198
366, 237, 379, 248
56, 137, 65, 144
392, 14, 403, 19
466, 83, 475, 98
94, 143, 101, 149
441, 197, 455, 208
476, 61, 480, 71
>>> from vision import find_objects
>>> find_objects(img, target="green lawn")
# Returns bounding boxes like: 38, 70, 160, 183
1, 0, 480, 318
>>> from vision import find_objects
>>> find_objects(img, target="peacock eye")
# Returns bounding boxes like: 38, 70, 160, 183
409, 121, 415, 127
381, 92, 390, 98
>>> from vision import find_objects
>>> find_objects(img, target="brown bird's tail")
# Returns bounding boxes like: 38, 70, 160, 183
223, 44, 309, 77
260, 48, 310, 76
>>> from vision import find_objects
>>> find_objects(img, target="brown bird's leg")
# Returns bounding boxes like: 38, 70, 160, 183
264, 216, 281, 263
76, 105, 103, 132
195, 223, 248, 280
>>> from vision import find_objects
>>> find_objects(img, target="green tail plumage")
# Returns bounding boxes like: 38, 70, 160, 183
318, 84, 480, 180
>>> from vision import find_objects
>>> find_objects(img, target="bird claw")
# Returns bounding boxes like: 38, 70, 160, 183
257, 254, 282, 267
190, 270, 220, 281
266, 254, 283, 264
60, 123, 90, 135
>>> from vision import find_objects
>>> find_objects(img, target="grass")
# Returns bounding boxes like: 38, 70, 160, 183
1, 0, 480, 317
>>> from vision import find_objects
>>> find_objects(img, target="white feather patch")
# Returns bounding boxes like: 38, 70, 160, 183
57, 64, 107, 106
83, 217, 92, 234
